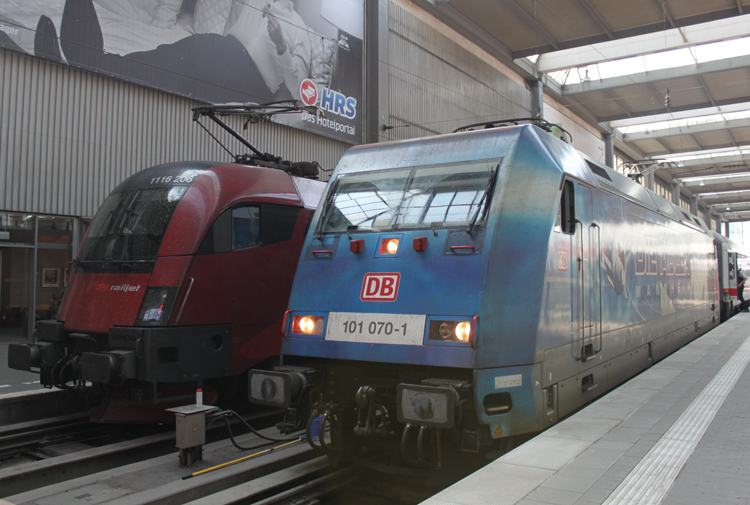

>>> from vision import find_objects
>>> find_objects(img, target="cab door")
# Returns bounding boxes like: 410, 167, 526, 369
565, 181, 601, 361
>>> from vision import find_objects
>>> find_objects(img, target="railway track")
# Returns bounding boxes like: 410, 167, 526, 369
0, 391, 456, 505
1, 422, 447, 505
0, 395, 284, 499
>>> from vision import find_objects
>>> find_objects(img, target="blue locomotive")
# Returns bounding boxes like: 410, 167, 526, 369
248, 120, 721, 466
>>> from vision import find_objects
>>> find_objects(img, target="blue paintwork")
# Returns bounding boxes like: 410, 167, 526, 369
281, 124, 719, 438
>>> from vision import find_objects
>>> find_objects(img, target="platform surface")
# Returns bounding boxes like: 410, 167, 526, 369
423, 313, 750, 505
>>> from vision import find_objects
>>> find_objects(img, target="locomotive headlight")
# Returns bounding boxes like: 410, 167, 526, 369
428, 319, 473, 343
455, 321, 471, 341
135, 287, 178, 325
293, 315, 324, 335
439, 322, 453, 339
397, 384, 458, 428
379, 238, 400, 255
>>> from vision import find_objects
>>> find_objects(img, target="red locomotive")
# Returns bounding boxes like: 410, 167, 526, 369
8, 103, 326, 422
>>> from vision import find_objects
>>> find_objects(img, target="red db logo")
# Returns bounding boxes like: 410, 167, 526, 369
299, 79, 318, 106
361, 273, 401, 302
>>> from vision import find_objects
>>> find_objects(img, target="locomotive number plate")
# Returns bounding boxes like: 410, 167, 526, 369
326, 312, 426, 345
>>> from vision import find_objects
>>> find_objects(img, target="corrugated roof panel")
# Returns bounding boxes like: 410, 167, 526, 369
724, 126, 750, 144
665, 0, 738, 19
451, 0, 540, 52
631, 138, 670, 155
572, 90, 627, 118
589, 0, 664, 32
701, 68, 750, 101
659, 135, 702, 153
608, 84, 661, 111
522, 0, 603, 44
692, 129, 738, 147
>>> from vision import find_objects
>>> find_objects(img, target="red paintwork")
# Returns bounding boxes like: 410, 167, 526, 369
60, 273, 150, 334
150, 256, 193, 287
59, 163, 320, 422
176, 208, 313, 373
160, 165, 303, 257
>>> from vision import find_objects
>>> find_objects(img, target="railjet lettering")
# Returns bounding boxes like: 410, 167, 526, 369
95, 283, 142, 292
361, 273, 401, 302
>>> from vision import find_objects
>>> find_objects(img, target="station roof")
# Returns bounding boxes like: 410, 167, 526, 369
413, 0, 750, 221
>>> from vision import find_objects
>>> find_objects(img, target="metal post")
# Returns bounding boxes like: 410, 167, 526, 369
603, 133, 613, 168
364, 0, 377, 144
530, 79, 544, 119
725, 221, 730, 237
375, 0, 390, 142
690, 197, 698, 216
672, 183, 680, 205
645, 172, 655, 191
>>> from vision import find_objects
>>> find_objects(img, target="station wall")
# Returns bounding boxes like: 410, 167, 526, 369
383, 0, 532, 142
0, 49, 349, 218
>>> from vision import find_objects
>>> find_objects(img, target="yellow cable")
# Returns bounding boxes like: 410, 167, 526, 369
183, 437, 304, 479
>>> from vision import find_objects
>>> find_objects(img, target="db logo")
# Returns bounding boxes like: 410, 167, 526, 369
96, 283, 110, 291
558, 250, 568, 271
299, 79, 318, 106
361, 273, 401, 302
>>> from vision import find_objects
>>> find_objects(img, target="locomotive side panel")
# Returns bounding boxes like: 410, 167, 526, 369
537, 163, 719, 421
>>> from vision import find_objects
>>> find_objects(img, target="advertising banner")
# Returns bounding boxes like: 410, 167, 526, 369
0, 0, 363, 144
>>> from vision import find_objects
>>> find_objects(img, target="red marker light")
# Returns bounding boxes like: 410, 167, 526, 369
350, 239, 364, 254
413, 237, 427, 252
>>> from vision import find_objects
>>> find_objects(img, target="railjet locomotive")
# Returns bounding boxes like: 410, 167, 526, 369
249, 120, 721, 466
9, 103, 326, 422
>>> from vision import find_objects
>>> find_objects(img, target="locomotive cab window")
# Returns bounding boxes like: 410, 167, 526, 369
78, 185, 189, 270
318, 159, 500, 234
233, 207, 261, 249
559, 180, 575, 235
198, 204, 302, 254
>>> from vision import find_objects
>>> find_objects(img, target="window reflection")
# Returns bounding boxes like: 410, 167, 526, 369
321, 160, 497, 234
232, 206, 261, 249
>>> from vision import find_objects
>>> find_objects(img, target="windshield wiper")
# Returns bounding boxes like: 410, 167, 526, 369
314, 178, 340, 241
467, 164, 500, 235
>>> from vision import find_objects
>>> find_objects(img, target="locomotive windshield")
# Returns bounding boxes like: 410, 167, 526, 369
79, 185, 189, 265
320, 160, 499, 233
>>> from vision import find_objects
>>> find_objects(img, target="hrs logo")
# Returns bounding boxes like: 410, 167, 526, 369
299, 79, 357, 120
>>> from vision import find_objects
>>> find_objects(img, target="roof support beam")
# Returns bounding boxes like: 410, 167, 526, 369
682, 174, 750, 188
577, 0, 614, 39
563, 54, 750, 95
534, 15, 750, 73
623, 117, 750, 142
598, 96, 750, 123
673, 152, 750, 169
500, 0, 559, 50
607, 102, 750, 128
698, 188, 750, 199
